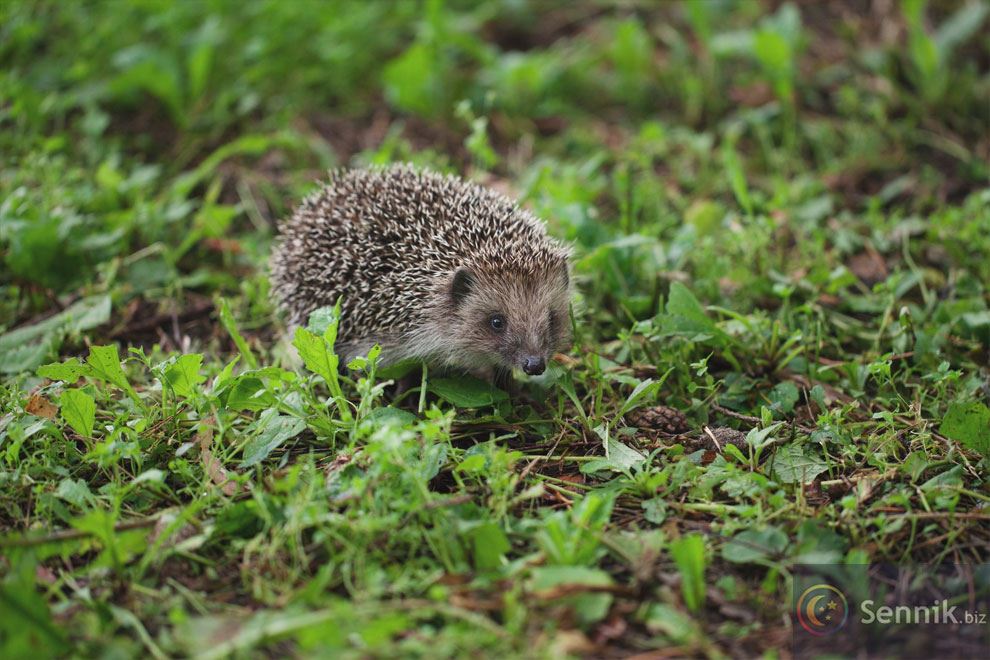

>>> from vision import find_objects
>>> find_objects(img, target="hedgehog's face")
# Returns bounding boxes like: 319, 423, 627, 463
449, 265, 571, 376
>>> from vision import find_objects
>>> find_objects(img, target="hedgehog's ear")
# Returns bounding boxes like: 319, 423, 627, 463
451, 267, 474, 306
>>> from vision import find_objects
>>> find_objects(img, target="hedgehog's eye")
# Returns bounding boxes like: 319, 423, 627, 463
489, 314, 507, 332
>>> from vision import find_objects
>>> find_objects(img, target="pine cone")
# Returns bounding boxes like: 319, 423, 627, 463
699, 426, 747, 452
625, 405, 689, 434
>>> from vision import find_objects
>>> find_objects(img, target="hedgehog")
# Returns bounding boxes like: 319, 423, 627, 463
269, 164, 572, 380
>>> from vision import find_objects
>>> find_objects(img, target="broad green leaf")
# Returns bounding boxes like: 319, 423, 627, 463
616, 377, 661, 419
293, 326, 339, 386
770, 444, 829, 484
642, 497, 668, 524
430, 376, 508, 408
383, 42, 442, 117
55, 478, 94, 508
661, 282, 728, 344
0, 337, 58, 375
746, 422, 784, 450
768, 381, 800, 414
530, 566, 613, 591
0, 295, 111, 374
670, 534, 706, 612
604, 435, 646, 470
0, 566, 70, 657
456, 454, 487, 473
582, 424, 646, 473
163, 354, 206, 398
86, 345, 136, 399
360, 406, 417, 428
306, 305, 341, 343
530, 565, 614, 624
292, 315, 350, 422
223, 376, 274, 411
37, 358, 91, 382
722, 526, 789, 564
753, 30, 793, 79
240, 413, 307, 468
0, 296, 110, 354
60, 389, 95, 438
470, 522, 510, 571
642, 603, 701, 643
939, 402, 990, 457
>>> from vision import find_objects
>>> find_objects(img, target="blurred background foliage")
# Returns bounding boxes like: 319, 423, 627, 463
2, 0, 987, 321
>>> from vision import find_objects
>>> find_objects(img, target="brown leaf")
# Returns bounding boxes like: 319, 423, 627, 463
198, 420, 238, 496
202, 237, 243, 254
35, 565, 58, 585
729, 81, 774, 107
593, 615, 627, 645
26, 393, 58, 420
848, 249, 889, 286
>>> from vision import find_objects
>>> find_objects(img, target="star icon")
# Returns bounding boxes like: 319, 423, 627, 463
828, 600, 838, 610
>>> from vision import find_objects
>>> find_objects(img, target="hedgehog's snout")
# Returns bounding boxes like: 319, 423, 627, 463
521, 355, 546, 376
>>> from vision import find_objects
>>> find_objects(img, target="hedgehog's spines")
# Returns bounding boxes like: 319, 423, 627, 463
269, 164, 572, 371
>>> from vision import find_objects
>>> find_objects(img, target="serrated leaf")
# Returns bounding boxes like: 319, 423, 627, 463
240, 413, 307, 468
37, 358, 91, 382
163, 354, 205, 398
86, 345, 136, 398
770, 444, 828, 484
306, 305, 341, 343
60, 389, 95, 438
292, 326, 339, 386
582, 424, 646, 474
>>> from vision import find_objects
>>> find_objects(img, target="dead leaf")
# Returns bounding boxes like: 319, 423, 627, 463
198, 420, 238, 496
848, 249, 889, 286
593, 615, 627, 644
26, 393, 58, 420
35, 565, 57, 585
548, 629, 596, 657
729, 81, 774, 107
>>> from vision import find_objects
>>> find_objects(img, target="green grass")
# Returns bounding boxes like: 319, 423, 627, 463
2, 0, 989, 657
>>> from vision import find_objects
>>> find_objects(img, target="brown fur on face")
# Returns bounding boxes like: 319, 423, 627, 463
441, 263, 571, 375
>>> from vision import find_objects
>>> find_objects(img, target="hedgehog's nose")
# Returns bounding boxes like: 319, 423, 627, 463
522, 356, 546, 375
